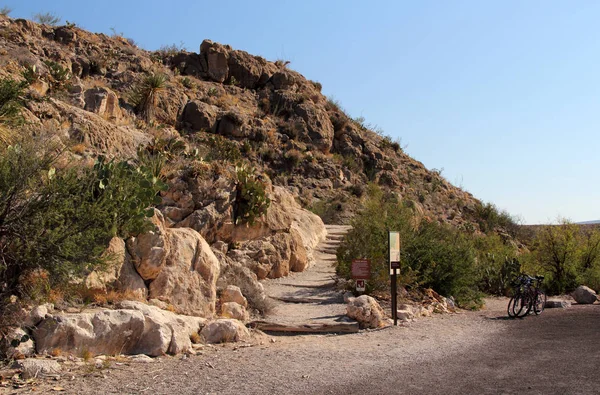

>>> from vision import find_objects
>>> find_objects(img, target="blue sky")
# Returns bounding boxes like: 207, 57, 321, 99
6, 1, 600, 224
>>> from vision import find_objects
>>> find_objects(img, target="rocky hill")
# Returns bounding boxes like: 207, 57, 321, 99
0, 15, 494, 324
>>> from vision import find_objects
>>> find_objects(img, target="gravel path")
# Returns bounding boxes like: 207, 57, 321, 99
13, 298, 599, 394
257, 225, 357, 331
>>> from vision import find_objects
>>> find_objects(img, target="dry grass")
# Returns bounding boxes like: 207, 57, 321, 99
50, 348, 62, 357
80, 347, 92, 361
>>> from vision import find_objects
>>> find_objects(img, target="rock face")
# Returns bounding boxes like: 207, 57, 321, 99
346, 295, 387, 329
127, 211, 220, 316
571, 286, 598, 304
179, 100, 219, 131
83, 87, 122, 121
33, 301, 205, 357
85, 237, 147, 299
200, 319, 249, 343
1, 327, 35, 359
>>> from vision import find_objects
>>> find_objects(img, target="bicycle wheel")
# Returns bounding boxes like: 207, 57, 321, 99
513, 293, 531, 318
534, 290, 547, 315
507, 296, 517, 318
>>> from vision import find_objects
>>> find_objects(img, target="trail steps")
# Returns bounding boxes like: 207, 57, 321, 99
252, 225, 358, 334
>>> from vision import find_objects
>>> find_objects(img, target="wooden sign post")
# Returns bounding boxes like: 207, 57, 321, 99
389, 231, 401, 326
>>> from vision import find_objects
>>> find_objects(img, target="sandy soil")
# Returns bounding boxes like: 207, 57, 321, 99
5, 296, 598, 395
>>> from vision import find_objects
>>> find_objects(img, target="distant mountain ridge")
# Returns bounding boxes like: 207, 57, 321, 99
577, 220, 600, 225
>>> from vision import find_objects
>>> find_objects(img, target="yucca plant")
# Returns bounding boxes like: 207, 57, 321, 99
128, 73, 168, 123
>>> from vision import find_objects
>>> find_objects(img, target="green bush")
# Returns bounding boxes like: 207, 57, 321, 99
0, 141, 165, 301
521, 222, 600, 294
336, 185, 483, 307
234, 165, 270, 225
0, 77, 27, 144
204, 136, 241, 162
473, 202, 519, 236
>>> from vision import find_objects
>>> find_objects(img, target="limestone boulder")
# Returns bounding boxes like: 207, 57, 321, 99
34, 309, 146, 357
13, 359, 61, 379
85, 237, 148, 299
227, 50, 277, 89
294, 103, 334, 153
179, 100, 219, 132
571, 286, 598, 304
84, 87, 122, 121
220, 302, 249, 322
127, 210, 220, 316
148, 228, 220, 317
201, 319, 249, 343
1, 327, 35, 359
127, 211, 169, 281
24, 303, 54, 328
33, 302, 206, 357
346, 295, 386, 329
200, 40, 230, 83
221, 285, 248, 308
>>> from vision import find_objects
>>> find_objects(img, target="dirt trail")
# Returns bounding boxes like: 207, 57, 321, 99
255, 225, 357, 333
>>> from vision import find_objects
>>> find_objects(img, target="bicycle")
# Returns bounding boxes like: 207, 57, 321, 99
507, 275, 546, 318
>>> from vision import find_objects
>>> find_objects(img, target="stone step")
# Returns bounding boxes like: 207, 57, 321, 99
271, 296, 343, 304
249, 320, 359, 334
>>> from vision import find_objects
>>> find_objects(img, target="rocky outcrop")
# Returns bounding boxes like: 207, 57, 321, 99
127, 211, 220, 316
85, 237, 147, 299
83, 87, 122, 121
179, 100, 219, 132
346, 295, 387, 329
200, 319, 249, 343
33, 301, 206, 357
571, 286, 598, 304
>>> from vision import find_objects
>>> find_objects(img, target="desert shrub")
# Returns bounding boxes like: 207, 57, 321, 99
181, 77, 194, 89
157, 42, 186, 57
521, 222, 600, 294
336, 185, 483, 307
473, 202, 519, 236
0, 141, 165, 304
0, 7, 11, 16
0, 77, 27, 144
33, 12, 61, 26
128, 73, 168, 122
284, 149, 303, 168
43, 60, 70, 91
203, 135, 241, 162
234, 165, 271, 225
474, 234, 520, 295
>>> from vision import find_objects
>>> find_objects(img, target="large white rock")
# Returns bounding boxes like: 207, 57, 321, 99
201, 319, 249, 343
33, 301, 206, 357
1, 327, 35, 359
221, 285, 248, 308
85, 237, 148, 299
220, 302, 249, 322
128, 210, 220, 316
14, 359, 61, 379
571, 286, 598, 304
346, 295, 387, 329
